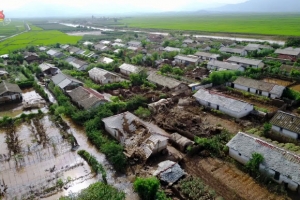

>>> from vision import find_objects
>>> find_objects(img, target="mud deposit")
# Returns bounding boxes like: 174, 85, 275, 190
0, 116, 138, 200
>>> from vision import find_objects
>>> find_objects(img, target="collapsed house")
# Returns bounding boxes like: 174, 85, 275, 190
102, 112, 169, 161
153, 160, 185, 186
148, 98, 173, 114
170, 132, 194, 152
227, 132, 300, 191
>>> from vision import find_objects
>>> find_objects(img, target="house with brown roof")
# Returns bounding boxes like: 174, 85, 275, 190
227, 132, 300, 191
0, 81, 22, 103
147, 34, 164, 43
275, 48, 300, 62
270, 111, 300, 140
67, 86, 110, 109
24, 52, 39, 63
232, 77, 285, 99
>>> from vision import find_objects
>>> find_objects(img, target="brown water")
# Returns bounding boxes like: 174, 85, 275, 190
290, 84, 300, 92
262, 78, 293, 87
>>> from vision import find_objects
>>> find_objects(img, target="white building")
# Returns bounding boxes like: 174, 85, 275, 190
270, 111, 300, 140
193, 88, 253, 118
227, 132, 300, 191
194, 52, 220, 61
174, 55, 199, 66
102, 112, 169, 160
164, 46, 181, 52
119, 63, 141, 75
232, 77, 285, 99
227, 56, 264, 69
127, 40, 142, 48
88, 68, 121, 84
207, 60, 244, 72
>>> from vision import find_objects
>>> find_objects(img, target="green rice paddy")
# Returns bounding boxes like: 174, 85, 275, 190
0, 21, 26, 36
122, 14, 300, 36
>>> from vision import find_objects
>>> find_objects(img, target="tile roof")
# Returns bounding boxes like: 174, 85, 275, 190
128, 40, 141, 46
69, 59, 88, 69
164, 46, 181, 52
154, 160, 185, 184
111, 43, 125, 47
227, 132, 300, 185
51, 73, 82, 89
207, 60, 242, 70
0, 81, 22, 95
233, 77, 285, 96
88, 67, 120, 81
194, 51, 220, 58
275, 48, 300, 56
193, 88, 252, 113
147, 73, 183, 89
39, 62, 56, 72
219, 47, 245, 54
119, 63, 140, 73
270, 111, 300, 135
174, 55, 199, 63
244, 43, 273, 51
227, 56, 263, 66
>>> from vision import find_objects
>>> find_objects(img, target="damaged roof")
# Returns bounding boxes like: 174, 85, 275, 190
233, 77, 285, 96
0, 81, 22, 95
39, 62, 57, 72
270, 111, 300, 135
227, 132, 300, 185
154, 160, 185, 185
147, 73, 184, 89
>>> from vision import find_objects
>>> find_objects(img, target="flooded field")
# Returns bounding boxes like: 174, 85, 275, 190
0, 115, 137, 200
262, 78, 293, 87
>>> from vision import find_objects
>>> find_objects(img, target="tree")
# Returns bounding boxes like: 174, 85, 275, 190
263, 123, 272, 135
286, 37, 300, 47
246, 152, 264, 176
129, 70, 147, 86
134, 177, 160, 200
134, 107, 151, 119
159, 64, 173, 74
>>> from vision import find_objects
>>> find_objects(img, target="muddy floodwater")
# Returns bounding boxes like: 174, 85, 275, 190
262, 78, 293, 87
0, 115, 137, 200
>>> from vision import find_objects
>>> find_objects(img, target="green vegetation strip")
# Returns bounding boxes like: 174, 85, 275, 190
0, 21, 26, 36
122, 14, 300, 36
77, 150, 107, 183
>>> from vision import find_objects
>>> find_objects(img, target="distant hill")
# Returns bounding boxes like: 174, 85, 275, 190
213, 0, 300, 12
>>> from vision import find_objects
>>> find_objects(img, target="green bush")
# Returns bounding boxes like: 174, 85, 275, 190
246, 152, 264, 176
134, 177, 160, 200
134, 107, 151, 119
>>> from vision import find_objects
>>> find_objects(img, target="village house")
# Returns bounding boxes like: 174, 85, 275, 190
94, 44, 108, 51
102, 112, 169, 160
46, 49, 64, 58
69, 47, 81, 55
83, 41, 93, 46
114, 39, 123, 43
198, 45, 211, 52
207, 60, 244, 71
111, 42, 125, 48
24, 52, 39, 63
127, 46, 139, 52
153, 160, 186, 185
0, 68, 8, 77
67, 86, 110, 110
147, 34, 164, 43
39, 46, 47, 51
147, 73, 189, 91
98, 57, 114, 64
193, 88, 253, 118
275, 47, 300, 62
227, 132, 300, 191
88, 68, 121, 84
164, 46, 181, 52
270, 111, 300, 140
119, 63, 141, 75
60, 44, 70, 50
232, 77, 285, 99
227, 56, 264, 69
0, 81, 22, 103
194, 51, 220, 61
100, 40, 111, 45
219, 47, 248, 56
244, 43, 273, 53
127, 40, 142, 48
51, 72, 83, 91
38, 62, 59, 76
67, 58, 89, 71
182, 38, 195, 44
174, 55, 200, 66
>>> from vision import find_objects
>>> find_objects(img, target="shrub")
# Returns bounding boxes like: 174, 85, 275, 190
246, 152, 264, 176
134, 177, 160, 200
134, 107, 151, 119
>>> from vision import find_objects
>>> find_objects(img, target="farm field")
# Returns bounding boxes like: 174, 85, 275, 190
30, 21, 79, 31
0, 21, 26, 37
121, 14, 300, 36
0, 30, 82, 54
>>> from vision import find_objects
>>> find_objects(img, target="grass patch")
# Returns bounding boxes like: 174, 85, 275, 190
122, 14, 300, 36
0, 21, 26, 37
0, 30, 82, 54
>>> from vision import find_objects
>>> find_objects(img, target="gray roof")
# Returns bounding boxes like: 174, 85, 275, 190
88, 67, 120, 81
227, 132, 300, 185
39, 62, 56, 72
69, 59, 88, 69
128, 46, 139, 51
65, 56, 76, 63
193, 88, 252, 113
112, 43, 125, 47
183, 39, 194, 44
47, 49, 59, 56
194, 51, 220, 59
0, 81, 22, 95
69, 47, 81, 54
219, 47, 245, 54
227, 56, 263, 66
174, 55, 199, 63
147, 73, 183, 89
233, 77, 285, 96
244, 43, 273, 51
128, 40, 141, 46
207, 60, 242, 70
119, 63, 140, 73
67, 86, 107, 109
39, 46, 47, 51
51, 73, 82, 89
270, 111, 300, 135
154, 160, 185, 184
164, 46, 181, 52
275, 48, 300, 56
94, 44, 107, 50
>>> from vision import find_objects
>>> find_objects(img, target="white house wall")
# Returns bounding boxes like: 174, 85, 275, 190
271, 125, 298, 139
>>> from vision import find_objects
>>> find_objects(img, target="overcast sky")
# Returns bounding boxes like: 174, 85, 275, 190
1, 0, 247, 13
